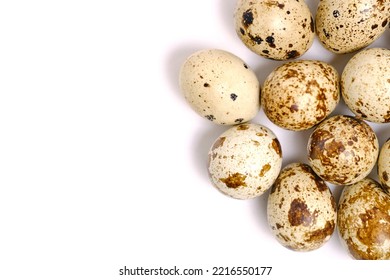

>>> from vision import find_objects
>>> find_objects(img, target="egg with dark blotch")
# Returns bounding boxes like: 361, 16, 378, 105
234, 0, 315, 60
378, 138, 390, 194
338, 178, 390, 260
208, 123, 282, 199
262, 60, 340, 131
307, 115, 379, 185
341, 48, 390, 123
267, 163, 337, 251
316, 0, 390, 54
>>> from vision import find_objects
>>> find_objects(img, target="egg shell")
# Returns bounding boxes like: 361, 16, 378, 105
307, 115, 379, 185
208, 123, 282, 199
341, 48, 390, 123
337, 178, 390, 260
262, 60, 340, 131
378, 138, 390, 193
267, 163, 337, 251
179, 49, 260, 125
234, 0, 315, 60
316, 0, 390, 54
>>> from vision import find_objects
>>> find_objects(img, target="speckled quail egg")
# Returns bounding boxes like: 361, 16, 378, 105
341, 48, 390, 123
338, 178, 390, 260
234, 0, 315, 60
378, 138, 390, 193
307, 115, 379, 185
208, 123, 282, 199
179, 49, 260, 125
267, 163, 337, 251
262, 60, 340, 130
316, 0, 390, 54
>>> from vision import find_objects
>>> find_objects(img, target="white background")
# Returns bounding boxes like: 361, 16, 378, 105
0, 0, 389, 279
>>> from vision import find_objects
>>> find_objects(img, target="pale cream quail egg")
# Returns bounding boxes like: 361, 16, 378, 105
208, 123, 282, 199
341, 48, 390, 123
179, 49, 260, 125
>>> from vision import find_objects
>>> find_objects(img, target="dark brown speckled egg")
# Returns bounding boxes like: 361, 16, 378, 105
338, 178, 390, 259
267, 163, 337, 251
234, 0, 315, 60
307, 115, 379, 185
262, 60, 340, 131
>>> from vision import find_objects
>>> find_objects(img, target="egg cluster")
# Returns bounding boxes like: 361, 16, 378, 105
179, 0, 390, 260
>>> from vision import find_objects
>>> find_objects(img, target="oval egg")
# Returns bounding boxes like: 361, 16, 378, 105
378, 138, 390, 193
234, 0, 315, 60
262, 60, 340, 131
208, 123, 282, 199
316, 0, 390, 53
307, 115, 379, 185
267, 163, 337, 251
338, 178, 390, 260
341, 48, 390, 123
179, 49, 260, 125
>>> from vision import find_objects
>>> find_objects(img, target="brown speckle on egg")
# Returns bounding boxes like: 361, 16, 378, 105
220, 173, 247, 189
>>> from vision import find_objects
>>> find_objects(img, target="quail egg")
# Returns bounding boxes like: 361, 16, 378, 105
267, 163, 337, 251
307, 115, 379, 185
179, 49, 260, 125
262, 60, 340, 130
338, 178, 390, 260
341, 48, 390, 123
378, 138, 390, 193
234, 0, 315, 60
316, 0, 390, 53
208, 123, 282, 199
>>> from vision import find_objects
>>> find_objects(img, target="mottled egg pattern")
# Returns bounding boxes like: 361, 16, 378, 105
267, 163, 337, 251
208, 123, 282, 199
316, 0, 390, 54
341, 48, 390, 123
234, 0, 315, 60
262, 60, 340, 131
338, 178, 390, 260
307, 115, 379, 185
378, 138, 390, 193
179, 49, 260, 125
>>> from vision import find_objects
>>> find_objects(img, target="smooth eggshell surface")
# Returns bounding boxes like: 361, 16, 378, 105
262, 60, 340, 131
234, 0, 315, 60
208, 123, 282, 199
338, 178, 390, 260
316, 0, 390, 54
307, 115, 379, 185
378, 138, 390, 193
179, 49, 260, 125
341, 48, 390, 123
267, 163, 337, 251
